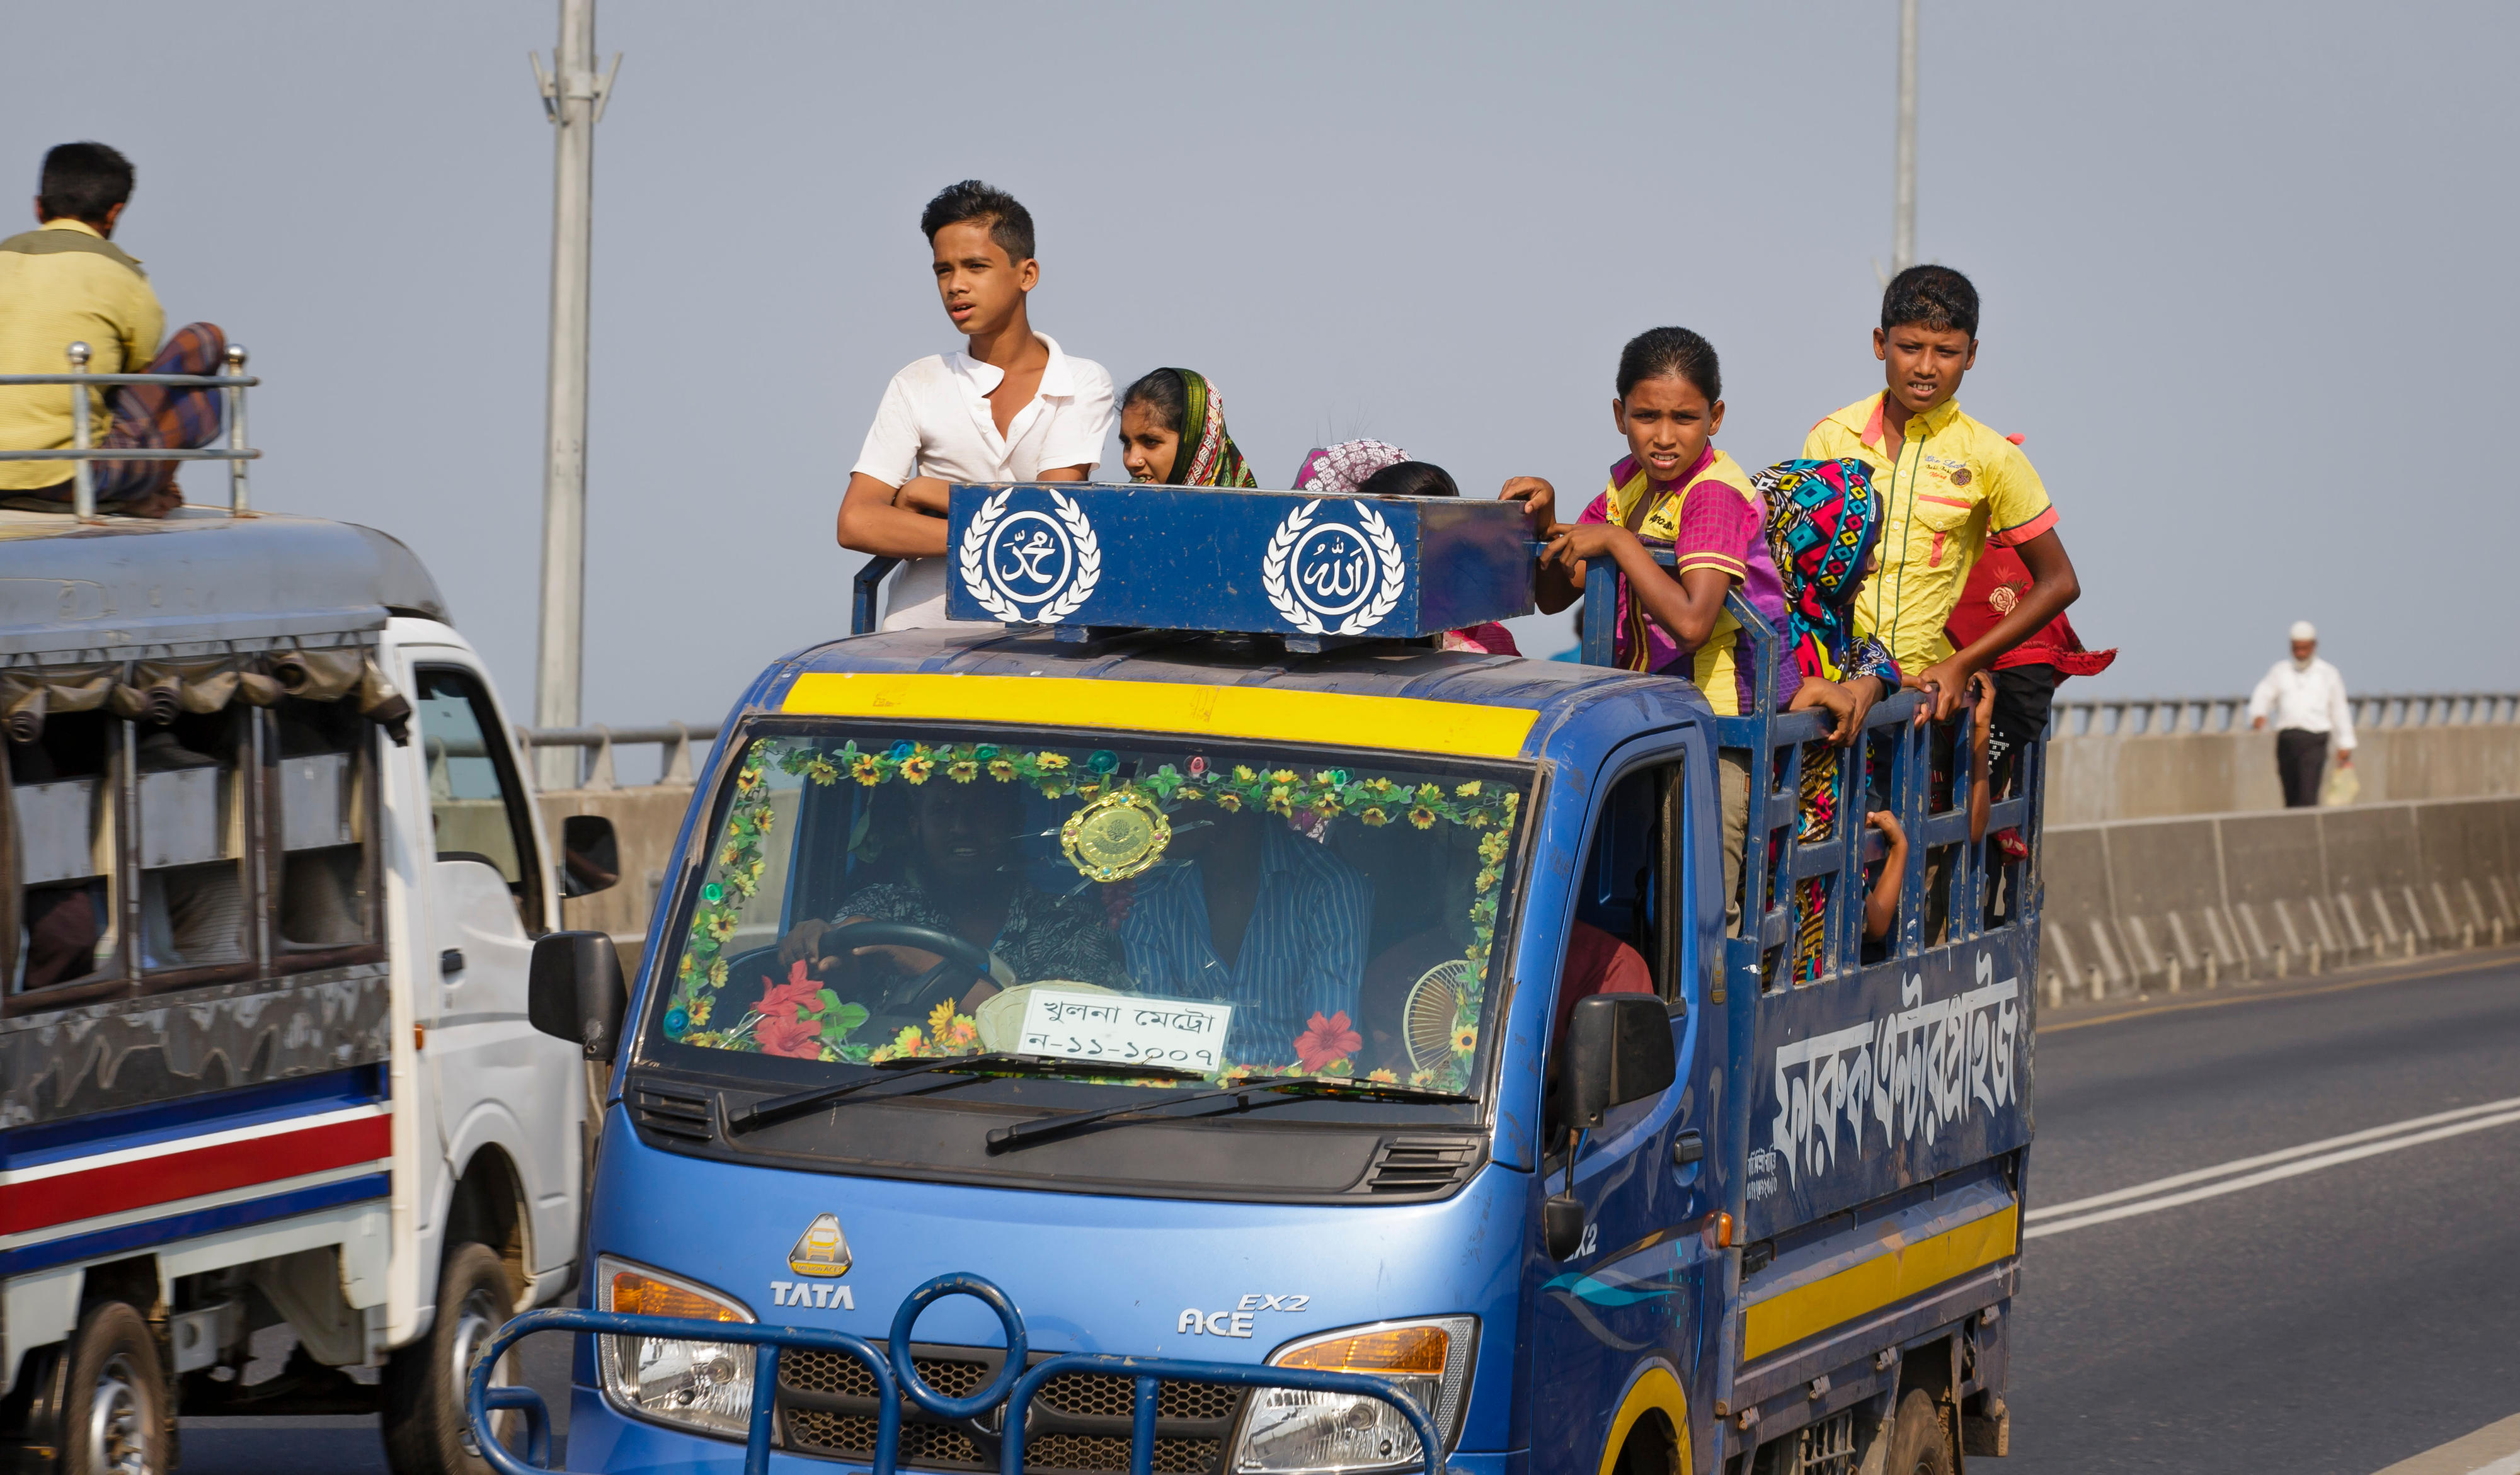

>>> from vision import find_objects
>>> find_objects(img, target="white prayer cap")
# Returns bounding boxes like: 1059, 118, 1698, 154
2289, 620, 2318, 642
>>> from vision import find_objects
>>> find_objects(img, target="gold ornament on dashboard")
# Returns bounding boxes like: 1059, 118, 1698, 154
1061, 789, 1172, 883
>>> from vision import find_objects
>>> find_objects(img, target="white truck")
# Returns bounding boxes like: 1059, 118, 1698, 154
0, 503, 615, 1475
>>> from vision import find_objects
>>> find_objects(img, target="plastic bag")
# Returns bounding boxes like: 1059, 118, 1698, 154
2320, 764, 2360, 807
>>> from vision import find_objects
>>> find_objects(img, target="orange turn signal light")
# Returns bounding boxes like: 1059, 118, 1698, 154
1713, 1212, 1734, 1248
609, 1268, 744, 1322
1277, 1326, 1450, 1377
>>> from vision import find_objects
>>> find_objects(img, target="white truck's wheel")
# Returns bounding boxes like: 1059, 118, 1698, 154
382, 1243, 517, 1475
60, 1302, 168, 1475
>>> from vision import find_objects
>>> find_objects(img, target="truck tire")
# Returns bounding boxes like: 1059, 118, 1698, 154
1883, 1388, 1954, 1475
382, 1243, 517, 1475
60, 1301, 168, 1475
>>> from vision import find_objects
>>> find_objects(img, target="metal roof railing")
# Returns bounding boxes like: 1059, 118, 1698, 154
0, 341, 261, 520
2049, 692, 2520, 738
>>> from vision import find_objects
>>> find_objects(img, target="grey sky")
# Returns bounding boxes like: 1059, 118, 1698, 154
8, 2, 2514, 738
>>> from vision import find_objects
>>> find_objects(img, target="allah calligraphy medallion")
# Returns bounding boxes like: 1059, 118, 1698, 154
1062, 790, 1172, 883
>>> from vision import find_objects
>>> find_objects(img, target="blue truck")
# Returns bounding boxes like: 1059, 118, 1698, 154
501, 482, 2039, 1475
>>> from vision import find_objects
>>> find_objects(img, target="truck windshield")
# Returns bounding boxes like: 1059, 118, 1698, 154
651, 727, 1529, 1095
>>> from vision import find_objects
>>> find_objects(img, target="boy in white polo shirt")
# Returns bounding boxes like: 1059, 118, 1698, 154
837, 180, 1115, 630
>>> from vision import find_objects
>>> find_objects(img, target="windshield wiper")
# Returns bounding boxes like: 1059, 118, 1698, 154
731, 1052, 1204, 1134
985, 1074, 1469, 1155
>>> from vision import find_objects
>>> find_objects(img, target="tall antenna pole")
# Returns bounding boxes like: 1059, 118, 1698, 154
1892, 0, 1919, 273
530, 0, 618, 790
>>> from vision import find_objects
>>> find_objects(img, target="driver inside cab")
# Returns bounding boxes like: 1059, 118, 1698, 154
776, 780, 1128, 1013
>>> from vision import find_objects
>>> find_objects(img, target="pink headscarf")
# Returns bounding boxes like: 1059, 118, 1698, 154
1292, 440, 1409, 497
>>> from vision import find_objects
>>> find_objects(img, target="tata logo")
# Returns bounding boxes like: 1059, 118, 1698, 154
771, 1212, 856, 1310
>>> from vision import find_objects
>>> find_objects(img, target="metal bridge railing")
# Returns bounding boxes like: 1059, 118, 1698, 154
2048, 692, 2520, 738
0, 342, 261, 520
466, 1272, 1441, 1475
519, 722, 719, 790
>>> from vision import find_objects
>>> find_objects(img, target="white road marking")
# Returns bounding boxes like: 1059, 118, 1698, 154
2027, 1096, 2520, 1223
2026, 1099, 2520, 1239
2368, 1411, 2520, 1475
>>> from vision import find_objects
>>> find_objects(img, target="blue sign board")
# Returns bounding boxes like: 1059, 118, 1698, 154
942, 483, 1537, 639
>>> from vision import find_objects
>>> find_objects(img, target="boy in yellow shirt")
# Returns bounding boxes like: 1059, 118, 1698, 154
1802, 266, 2081, 722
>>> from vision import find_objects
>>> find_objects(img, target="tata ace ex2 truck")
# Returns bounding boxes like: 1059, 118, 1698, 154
0, 368, 620, 1475
501, 482, 2039, 1475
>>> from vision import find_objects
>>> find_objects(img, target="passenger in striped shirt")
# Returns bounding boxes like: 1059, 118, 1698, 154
1118, 808, 1373, 1064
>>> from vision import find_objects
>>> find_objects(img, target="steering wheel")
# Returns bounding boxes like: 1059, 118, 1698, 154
816, 920, 1002, 1022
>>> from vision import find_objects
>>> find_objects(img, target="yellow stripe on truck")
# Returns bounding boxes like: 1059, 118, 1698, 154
1740, 1205, 2019, 1362
780, 673, 1539, 758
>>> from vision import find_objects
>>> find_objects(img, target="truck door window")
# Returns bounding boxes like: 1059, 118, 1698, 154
1544, 761, 1681, 1140
272, 695, 381, 960
9, 709, 120, 999
413, 668, 544, 935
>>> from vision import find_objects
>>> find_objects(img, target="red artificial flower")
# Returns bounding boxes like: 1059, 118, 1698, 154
755, 959, 821, 1022
1293, 1011, 1362, 1074
755, 1009, 823, 1059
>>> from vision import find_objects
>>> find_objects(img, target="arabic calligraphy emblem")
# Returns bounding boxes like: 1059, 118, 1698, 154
959, 489, 1102, 623
1261, 499, 1406, 635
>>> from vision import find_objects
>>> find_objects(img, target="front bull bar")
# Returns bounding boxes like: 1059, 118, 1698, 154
465, 1272, 1445, 1475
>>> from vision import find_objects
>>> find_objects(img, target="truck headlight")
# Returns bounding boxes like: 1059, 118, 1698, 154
1231, 1318, 1476, 1474
595, 1256, 757, 1438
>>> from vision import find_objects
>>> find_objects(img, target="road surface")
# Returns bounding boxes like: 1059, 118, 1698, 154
2007, 950, 2520, 1474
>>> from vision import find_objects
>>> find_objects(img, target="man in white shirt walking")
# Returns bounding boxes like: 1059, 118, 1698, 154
837, 181, 1114, 630
2249, 620, 2356, 808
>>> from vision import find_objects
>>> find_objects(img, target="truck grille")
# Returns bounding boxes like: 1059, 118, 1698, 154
775, 1343, 1246, 1474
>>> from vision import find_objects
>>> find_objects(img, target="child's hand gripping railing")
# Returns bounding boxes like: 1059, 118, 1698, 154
464, 1272, 1443, 1475
0, 341, 261, 520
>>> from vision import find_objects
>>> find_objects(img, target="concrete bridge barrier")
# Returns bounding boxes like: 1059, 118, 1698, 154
2036, 795, 2520, 1006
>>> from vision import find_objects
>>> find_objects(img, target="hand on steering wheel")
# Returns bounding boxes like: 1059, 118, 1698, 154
813, 919, 1004, 1020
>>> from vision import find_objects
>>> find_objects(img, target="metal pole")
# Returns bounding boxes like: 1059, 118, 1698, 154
67, 342, 96, 521
1892, 0, 1919, 273
534, 0, 599, 791
224, 343, 251, 514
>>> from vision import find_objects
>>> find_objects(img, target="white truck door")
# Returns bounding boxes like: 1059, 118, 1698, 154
407, 661, 580, 1278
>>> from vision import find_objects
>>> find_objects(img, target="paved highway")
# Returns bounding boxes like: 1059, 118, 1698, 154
2008, 950, 2520, 1474
174, 952, 2520, 1475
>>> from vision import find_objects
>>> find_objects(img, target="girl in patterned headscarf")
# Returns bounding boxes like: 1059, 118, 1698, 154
1291, 439, 1409, 496
1753, 456, 1904, 981
1118, 368, 1257, 487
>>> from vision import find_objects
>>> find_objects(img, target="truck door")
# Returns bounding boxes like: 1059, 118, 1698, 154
409, 663, 577, 1277
1528, 751, 1718, 1475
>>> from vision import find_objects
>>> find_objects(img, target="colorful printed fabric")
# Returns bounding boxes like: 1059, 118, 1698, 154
1292, 440, 1408, 497
1167, 369, 1257, 487
1753, 457, 1900, 691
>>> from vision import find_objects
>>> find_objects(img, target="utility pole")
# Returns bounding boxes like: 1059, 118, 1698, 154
529, 1, 619, 790
1891, 0, 1919, 274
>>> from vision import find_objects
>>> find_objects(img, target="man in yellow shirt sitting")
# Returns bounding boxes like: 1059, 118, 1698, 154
1801, 266, 2082, 723
0, 142, 228, 517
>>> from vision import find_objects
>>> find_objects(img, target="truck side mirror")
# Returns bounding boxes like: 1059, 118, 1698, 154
1566, 994, 1676, 1128
559, 814, 619, 897
529, 930, 627, 1060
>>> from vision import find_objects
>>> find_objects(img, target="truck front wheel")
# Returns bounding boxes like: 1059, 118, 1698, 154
383, 1243, 518, 1475
1883, 1388, 1955, 1475
60, 1301, 168, 1475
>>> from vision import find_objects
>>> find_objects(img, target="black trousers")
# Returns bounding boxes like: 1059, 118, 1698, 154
2276, 727, 2328, 807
